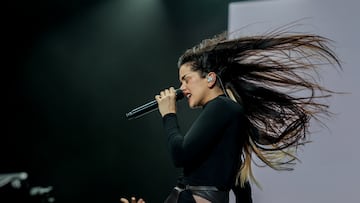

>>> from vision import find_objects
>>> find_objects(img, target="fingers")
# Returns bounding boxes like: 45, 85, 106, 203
120, 198, 129, 203
162, 87, 176, 96
120, 197, 145, 203
155, 87, 176, 100
160, 90, 166, 98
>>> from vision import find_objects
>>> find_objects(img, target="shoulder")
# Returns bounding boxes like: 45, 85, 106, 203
205, 96, 244, 115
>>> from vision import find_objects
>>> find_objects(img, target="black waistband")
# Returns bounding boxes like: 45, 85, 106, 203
176, 183, 228, 192
186, 185, 219, 191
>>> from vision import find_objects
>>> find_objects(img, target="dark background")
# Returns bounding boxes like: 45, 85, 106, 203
3, 0, 251, 202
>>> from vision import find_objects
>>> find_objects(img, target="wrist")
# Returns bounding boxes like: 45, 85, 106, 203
161, 110, 176, 117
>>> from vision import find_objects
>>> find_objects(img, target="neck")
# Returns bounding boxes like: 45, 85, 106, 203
203, 87, 224, 105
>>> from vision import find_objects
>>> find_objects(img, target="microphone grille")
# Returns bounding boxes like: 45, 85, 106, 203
175, 89, 184, 100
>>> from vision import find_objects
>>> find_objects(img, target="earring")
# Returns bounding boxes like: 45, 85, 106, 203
207, 76, 213, 82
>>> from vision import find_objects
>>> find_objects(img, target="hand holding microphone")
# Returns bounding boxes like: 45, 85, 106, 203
155, 87, 178, 117
125, 87, 184, 120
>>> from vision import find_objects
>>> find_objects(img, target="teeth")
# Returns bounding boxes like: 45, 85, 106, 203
187, 94, 191, 98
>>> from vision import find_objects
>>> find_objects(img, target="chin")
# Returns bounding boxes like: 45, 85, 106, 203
188, 102, 195, 108
188, 100, 201, 109
187, 99, 196, 108
189, 104, 197, 109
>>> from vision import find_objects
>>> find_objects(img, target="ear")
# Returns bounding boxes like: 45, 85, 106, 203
206, 72, 217, 88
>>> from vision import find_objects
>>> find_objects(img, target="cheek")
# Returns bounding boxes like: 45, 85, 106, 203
190, 86, 203, 102
188, 83, 199, 95
190, 78, 205, 90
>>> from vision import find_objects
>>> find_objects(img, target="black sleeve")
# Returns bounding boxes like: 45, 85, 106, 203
162, 98, 241, 167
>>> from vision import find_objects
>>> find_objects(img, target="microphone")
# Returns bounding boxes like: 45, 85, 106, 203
126, 89, 184, 120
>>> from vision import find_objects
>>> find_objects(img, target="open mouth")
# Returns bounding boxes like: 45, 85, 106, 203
186, 93, 192, 99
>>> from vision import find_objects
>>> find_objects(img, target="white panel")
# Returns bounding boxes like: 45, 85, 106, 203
228, 0, 360, 202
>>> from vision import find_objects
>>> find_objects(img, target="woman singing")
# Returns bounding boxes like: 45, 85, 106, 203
155, 29, 341, 203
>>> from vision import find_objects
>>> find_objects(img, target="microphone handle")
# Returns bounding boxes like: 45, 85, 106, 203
126, 100, 158, 120
126, 89, 184, 120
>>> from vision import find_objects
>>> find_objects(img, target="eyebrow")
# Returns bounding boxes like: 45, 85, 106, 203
180, 72, 191, 82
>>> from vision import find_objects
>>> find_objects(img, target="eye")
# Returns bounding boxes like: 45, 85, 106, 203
184, 76, 190, 84
180, 73, 192, 85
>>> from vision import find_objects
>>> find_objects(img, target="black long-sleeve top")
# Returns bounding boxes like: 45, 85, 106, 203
162, 95, 246, 190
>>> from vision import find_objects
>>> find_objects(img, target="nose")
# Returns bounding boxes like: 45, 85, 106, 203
180, 83, 186, 91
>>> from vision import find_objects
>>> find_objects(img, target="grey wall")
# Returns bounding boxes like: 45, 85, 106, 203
229, 0, 359, 202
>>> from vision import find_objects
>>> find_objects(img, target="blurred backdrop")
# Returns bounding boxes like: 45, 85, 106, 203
3, 0, 250, 202
4, 0, 359, 203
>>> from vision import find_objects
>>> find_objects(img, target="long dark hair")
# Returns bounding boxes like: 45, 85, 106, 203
178, 27, 341, 187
